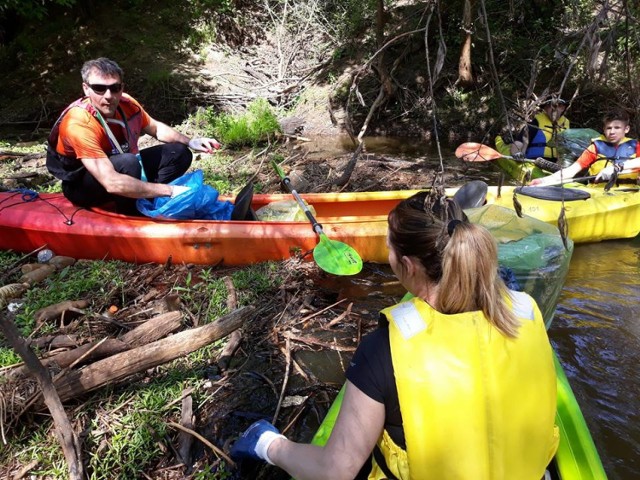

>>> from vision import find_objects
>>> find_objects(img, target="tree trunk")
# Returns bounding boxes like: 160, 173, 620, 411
458, 0, 475, 87
375, 0, 393, 96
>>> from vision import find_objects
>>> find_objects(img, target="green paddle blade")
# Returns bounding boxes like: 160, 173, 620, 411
314, 233, 363, 276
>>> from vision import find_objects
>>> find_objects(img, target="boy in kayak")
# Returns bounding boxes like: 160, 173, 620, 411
230, 190, 559, 479
495, 96, 570, 162
46, 57, 220, 213
530, 108, 640, 186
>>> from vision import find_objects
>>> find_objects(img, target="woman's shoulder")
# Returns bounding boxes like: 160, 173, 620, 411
356, 324, 389, 357
349, 323, 391, 374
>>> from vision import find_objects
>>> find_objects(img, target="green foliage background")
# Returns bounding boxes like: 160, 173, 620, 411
0, 0, 639, 140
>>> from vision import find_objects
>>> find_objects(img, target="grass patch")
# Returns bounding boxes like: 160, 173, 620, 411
0, 250, 21, 270
12, 260, 127, 336
0, 141, 45, 154
198, 98, 281, 149
193, 148, 266, 196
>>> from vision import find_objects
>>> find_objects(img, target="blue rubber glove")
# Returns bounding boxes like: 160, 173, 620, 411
230, 419, 285, 465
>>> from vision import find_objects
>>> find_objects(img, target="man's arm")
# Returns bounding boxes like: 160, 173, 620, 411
530, 143, 596, 186
143, 117, 189, 145
623, 158, 640, 170
143, 117, 220, 153
82, 156, 173, 198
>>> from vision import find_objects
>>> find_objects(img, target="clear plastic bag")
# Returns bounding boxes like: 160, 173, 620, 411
553, 128, 600, 166
466, 205, 574, 328
256, 199, 316, 221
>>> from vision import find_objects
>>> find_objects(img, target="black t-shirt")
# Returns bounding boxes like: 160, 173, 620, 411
345, 318, 406, 448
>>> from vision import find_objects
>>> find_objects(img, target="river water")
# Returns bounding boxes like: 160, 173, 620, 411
549, 238, 640, 479
302, 137, 639, 479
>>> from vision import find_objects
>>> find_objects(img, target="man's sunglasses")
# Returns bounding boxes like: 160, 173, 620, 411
88, 83, 123, 95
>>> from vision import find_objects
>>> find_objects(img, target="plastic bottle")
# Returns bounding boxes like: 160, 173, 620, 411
37, 249, 54, 263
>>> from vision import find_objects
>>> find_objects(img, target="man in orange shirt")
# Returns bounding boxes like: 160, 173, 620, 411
47, 57, 221, 213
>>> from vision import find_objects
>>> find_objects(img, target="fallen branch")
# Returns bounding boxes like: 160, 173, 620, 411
284, 332, 356, 352
120, 311, 183, 347
293, 298, 348, 327
218, 277, 242, 371
325, 302, 353, 329
167, 421, 235, 468
11, 311, 183, 377
0, 150, 46, 161
34, 299, 90, 327
0, 312, 83, 480
280, 133, 311, 142
49, 306, 255, 403
177, 391, 194, 468
272, 337, 291, 425
0, 246, 48, 284
332, 142, 364, 188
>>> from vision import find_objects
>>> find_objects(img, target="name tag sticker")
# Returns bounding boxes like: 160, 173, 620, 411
391, 301, 426, 340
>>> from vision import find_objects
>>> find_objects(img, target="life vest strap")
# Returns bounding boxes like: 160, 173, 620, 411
373, 445, 400, 480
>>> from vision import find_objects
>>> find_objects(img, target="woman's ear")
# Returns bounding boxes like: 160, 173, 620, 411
402, 255, 417, 277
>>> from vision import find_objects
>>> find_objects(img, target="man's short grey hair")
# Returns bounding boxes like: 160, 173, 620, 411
81, 58, 124, 83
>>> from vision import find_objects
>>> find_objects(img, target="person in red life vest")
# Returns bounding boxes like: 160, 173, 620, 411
530, 108, 640, 186
230, 191, 559, 480
47, 57, 220, 214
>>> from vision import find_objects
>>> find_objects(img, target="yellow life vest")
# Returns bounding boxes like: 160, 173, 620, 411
371, 293, 558, 480
527, 112, 570, 160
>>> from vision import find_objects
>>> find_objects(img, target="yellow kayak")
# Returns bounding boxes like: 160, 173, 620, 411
494, 135, 559, 182
484, 183, 640, 243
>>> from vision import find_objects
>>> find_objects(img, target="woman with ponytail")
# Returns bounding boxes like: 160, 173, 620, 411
231, 191, 559, 480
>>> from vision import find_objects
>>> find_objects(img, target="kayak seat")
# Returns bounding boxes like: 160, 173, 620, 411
231, 180, 258, 221
515, 186, 591, 201
454, 180, 488, 209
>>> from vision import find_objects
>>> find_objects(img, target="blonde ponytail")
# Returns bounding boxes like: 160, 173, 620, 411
438, 222, 520, 338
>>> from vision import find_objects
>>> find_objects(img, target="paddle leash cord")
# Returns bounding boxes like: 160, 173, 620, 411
0, 189, 82, 226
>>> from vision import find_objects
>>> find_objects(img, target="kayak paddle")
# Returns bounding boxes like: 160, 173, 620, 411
537, 169, 638, 187
455, 142, 561, 173
272, 161, 363, 276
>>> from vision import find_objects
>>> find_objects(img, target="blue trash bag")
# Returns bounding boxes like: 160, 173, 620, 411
136, 170, 234, 220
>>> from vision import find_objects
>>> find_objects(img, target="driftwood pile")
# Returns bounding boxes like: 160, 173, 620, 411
0, 255, 255, 479
0, 251, 383, 479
